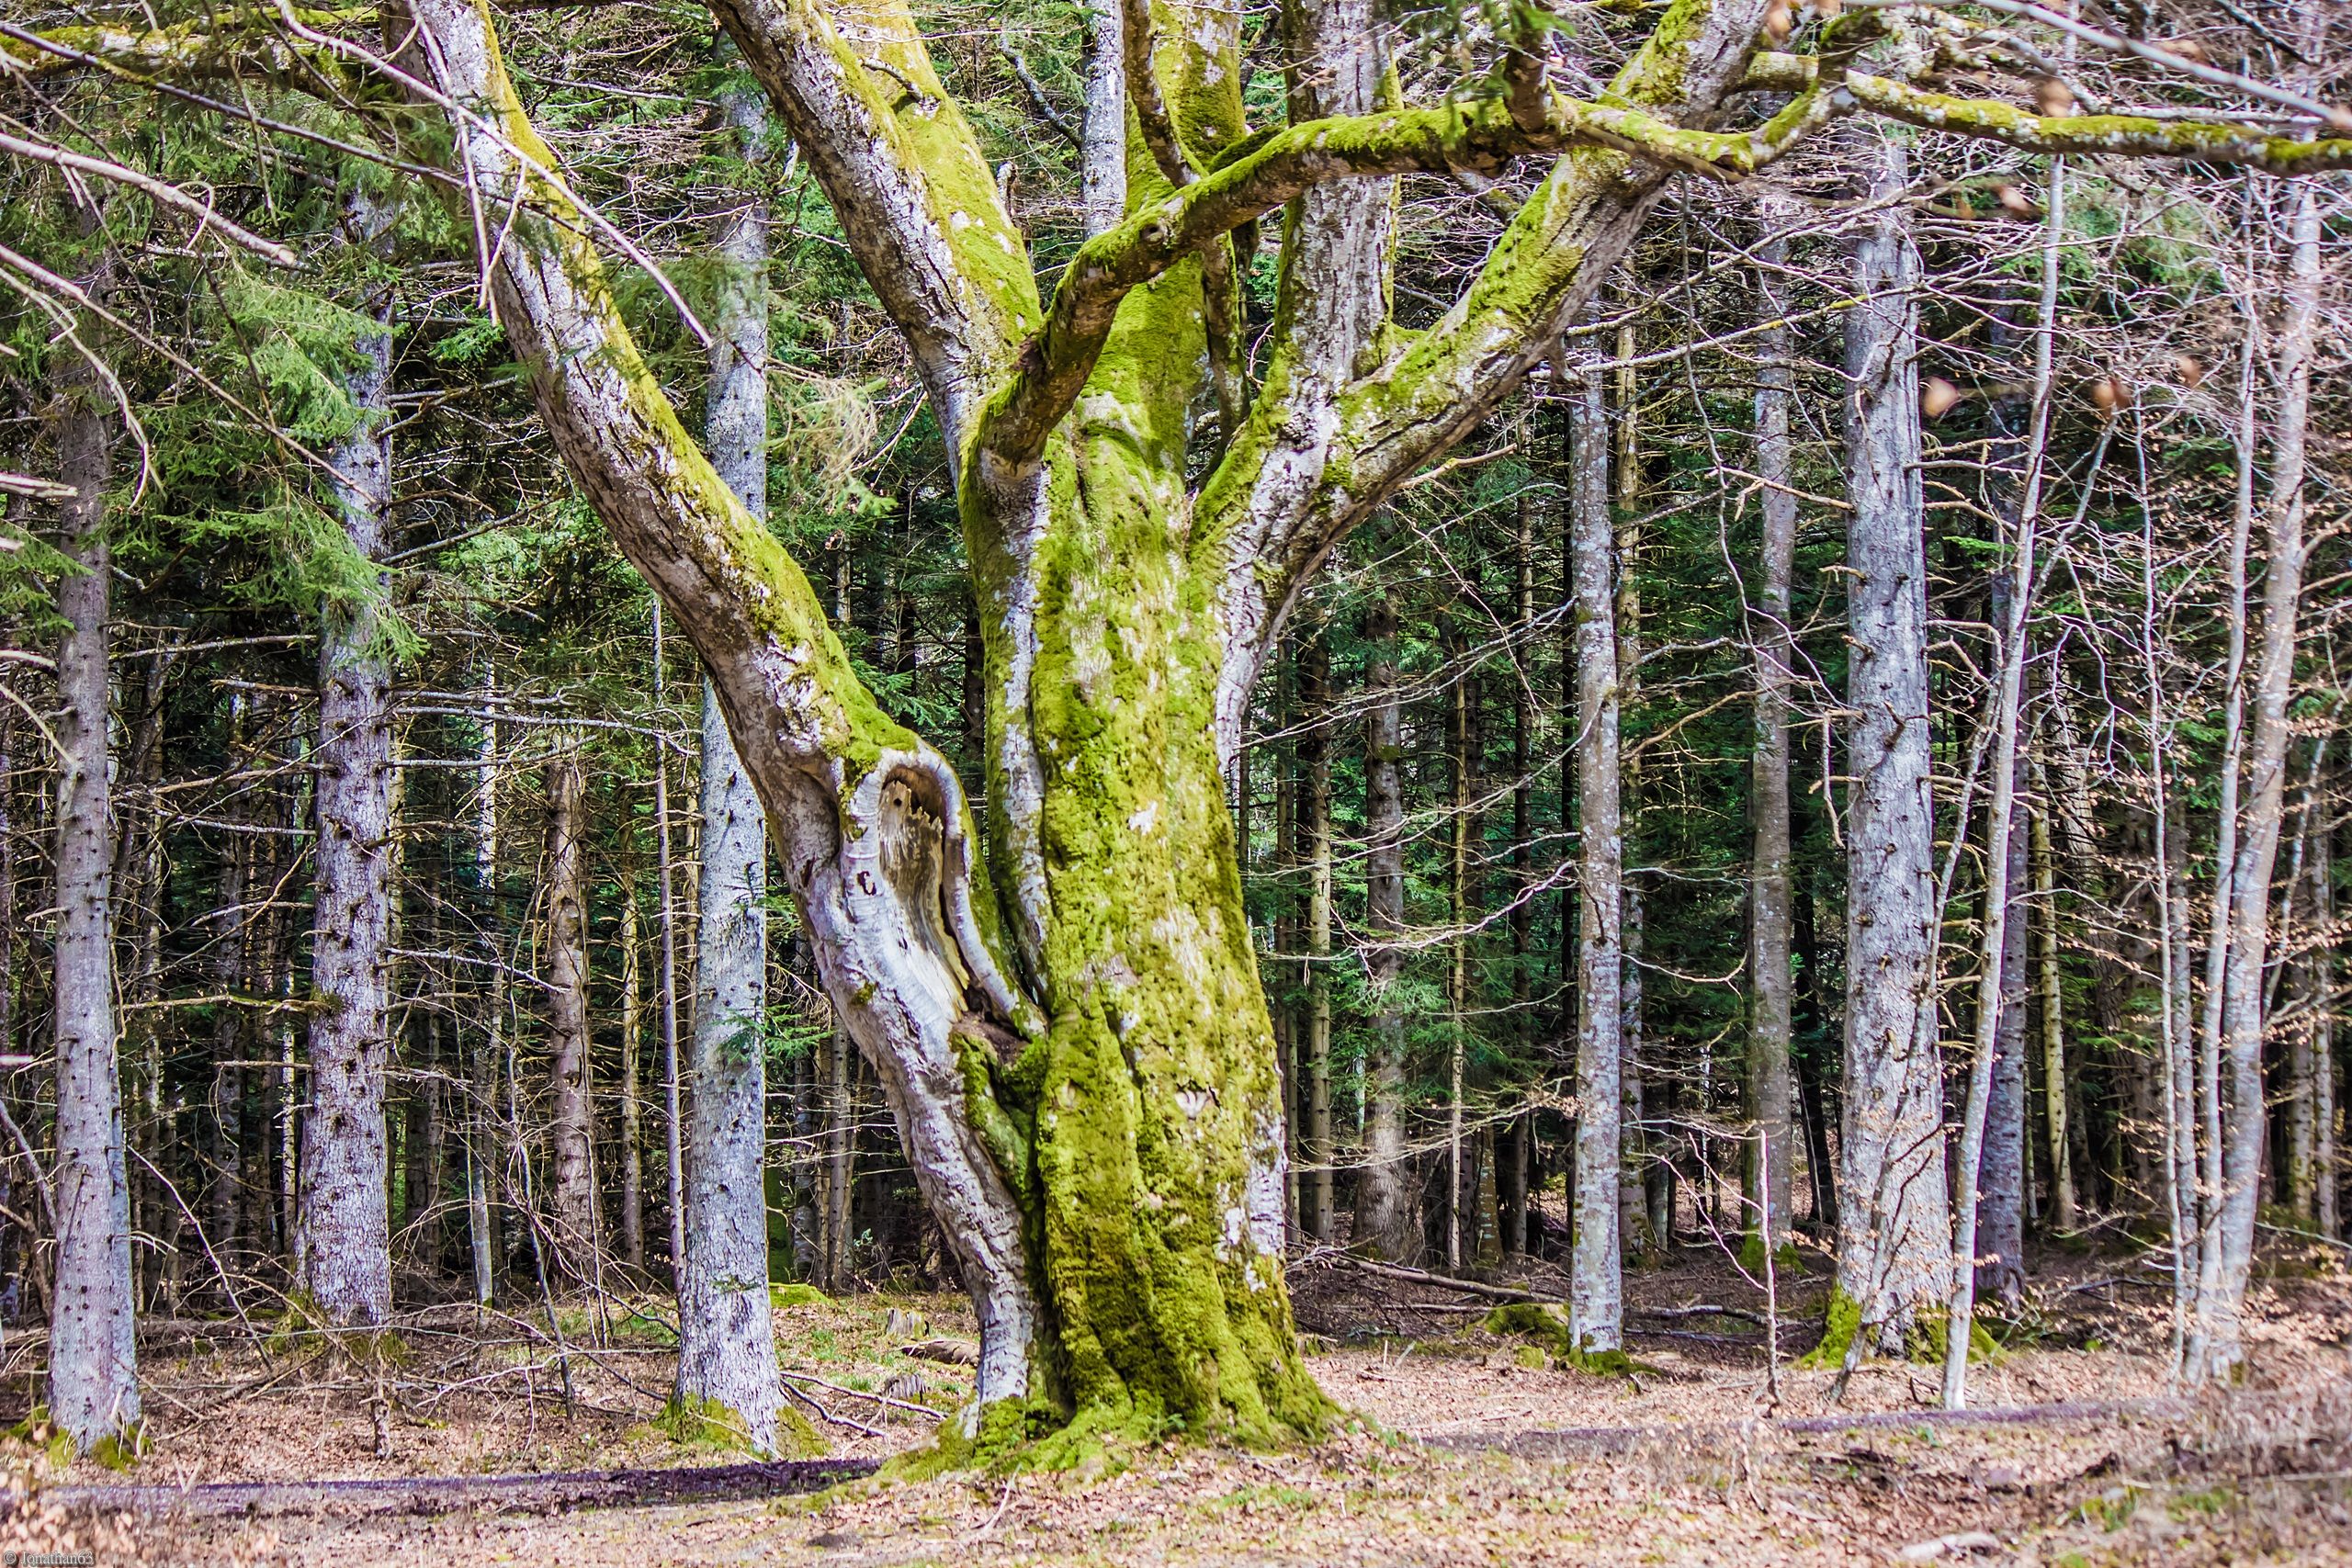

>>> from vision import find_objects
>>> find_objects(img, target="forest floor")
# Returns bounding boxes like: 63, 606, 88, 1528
11, 1227, 2350, 1565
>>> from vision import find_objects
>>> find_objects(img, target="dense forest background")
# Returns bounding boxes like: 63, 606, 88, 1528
0, 0, 2346, 1467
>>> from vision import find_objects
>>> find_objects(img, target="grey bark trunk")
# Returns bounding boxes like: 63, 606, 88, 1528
1079, 0, 1125, 237
1351, 596, 1413, 1259
543, 751, 595, 1272
296, 189, 397, 1325
48, 335, 141, 1452
1747, 217, 1796, 1258
1567, 363, 1623, 1354
2206, 182, 2320, 1374
673, 83, 786, 1452
1836, 128, 1952, 1349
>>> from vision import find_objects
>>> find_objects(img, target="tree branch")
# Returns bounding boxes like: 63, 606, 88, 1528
977, 81, 1828, 466
1840, 72, 2352, 172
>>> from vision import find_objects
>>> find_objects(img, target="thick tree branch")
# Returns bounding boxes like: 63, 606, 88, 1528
707, 0, 1040, 456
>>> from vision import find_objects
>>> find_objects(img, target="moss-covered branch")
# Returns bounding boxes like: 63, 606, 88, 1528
979, 75, 1823, 464
708, 0, 1041, 449
1841, 72, 2352, 172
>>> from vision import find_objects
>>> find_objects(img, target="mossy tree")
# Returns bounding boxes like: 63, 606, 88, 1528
383, 0, 2352, 1440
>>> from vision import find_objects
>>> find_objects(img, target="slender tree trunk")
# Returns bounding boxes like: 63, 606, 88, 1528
1502, 493, 1537, 1259
1445, 623, 1472, 1270
468, 673, 500, 1306
1979, 746, 2030, 1308
48, 326, 141, 1453
1836, 127, 1951, 1353
673, 81, 786, 1451
1568, 362, 1623, 1354
2315, 814, 2339, 1241
651, 606, 686, 1280
296, 188, 397, 1325
2205, 183, 2319, 1376
618, 863, 646, 1271
1747, 213, 1797, 1259
2031, 796, 2076, 1230
1352, 596, 1412, 1259
543, 750, 595, 1273
1297, 631, 1333, 1243
1614, 325, 1649, 1261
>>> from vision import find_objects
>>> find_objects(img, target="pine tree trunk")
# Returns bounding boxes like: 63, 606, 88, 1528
673, 81, 786, 1450
618, 866, 646, 1271
2315, 816, 2339, 1241
1568, 362, 1623, 1354
1351, 596, 1413, 1259
1746, 214, 1796, 1259
1297, 632, 1333, 1244
1835, 128, 1951, 1352
2031, 798, 2076, 1230
1502, 493, 1536, 1259
1979, 747, 2030, 1308
543, 751, 595, 1274
296, 190, 397, 1325
48, 332, 141, 1454
467, 672, 501, 1306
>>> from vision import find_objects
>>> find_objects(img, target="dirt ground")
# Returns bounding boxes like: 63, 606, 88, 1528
13, 1233, 2351, 1565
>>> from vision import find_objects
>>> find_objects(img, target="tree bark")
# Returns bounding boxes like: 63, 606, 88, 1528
1979, 744, 2030, 1309
2031, 797, 2075, 1230
1836, 127, 1951, 1353
2206, 181, 2320, 1375
1297, 630, 1333, 1244
48, 322, 141, 1453
543, 750, 595, 1274
618, 861, 646, 1271
673, 79, 786, 1453
1351, 595, 1413, 1259
402, 0, 1773, 1439
1747, 212, 1796, 1259
1567, 362, 1623, 1355
296, 186, 397, 1325
467, 670, 501, 1306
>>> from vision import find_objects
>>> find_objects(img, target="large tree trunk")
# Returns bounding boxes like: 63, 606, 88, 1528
1834, 127, 1951, 1355
48, 333, 141, 1454
542, 751, 595, 1272
1746, 212, 1796, 1260
1351, 594, 1413, 1259
403, 0, 1770, 1441
296, 189, 397, 1325
673, 79, 786, 1453
1567, 362, 1623, 1355
2202, 182, 2320, 1377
